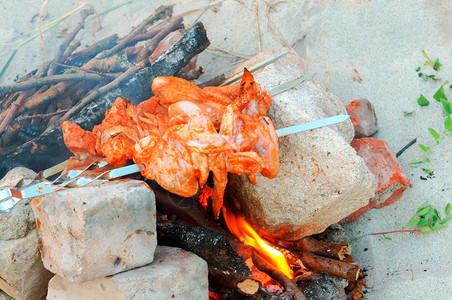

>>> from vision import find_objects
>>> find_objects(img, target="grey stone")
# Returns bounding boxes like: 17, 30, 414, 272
0, 229, 54, 300
226, 51, 376, 240
46, 246, 209, 300
31, 179, 157, 283
0, 290, 14, 300
0, 168, 37, 240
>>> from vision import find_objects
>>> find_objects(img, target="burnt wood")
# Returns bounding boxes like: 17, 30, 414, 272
156, 214, 251, 277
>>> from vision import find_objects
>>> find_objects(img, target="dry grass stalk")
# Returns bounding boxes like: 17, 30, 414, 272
208, 46, 250, 60
255, 5, 261, 53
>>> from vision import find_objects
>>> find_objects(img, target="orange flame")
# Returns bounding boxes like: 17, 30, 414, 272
222, 207, 293, 279
199, 187, 213, 211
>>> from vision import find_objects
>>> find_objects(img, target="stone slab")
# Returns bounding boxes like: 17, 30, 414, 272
0, 230, 54, 300
47, 246, 209, 300
226, 52, 376, 240
31, 179, 157, 283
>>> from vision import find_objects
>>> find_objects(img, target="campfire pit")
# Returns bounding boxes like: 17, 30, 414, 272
0, 6, 382, 300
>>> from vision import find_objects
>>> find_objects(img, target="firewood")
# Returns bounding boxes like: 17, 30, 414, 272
290, 237, 350, 261
252, 252, 307, 300
208, 266, 260, 296
66, 34, 119, 66
0, 90, 34, 134
299, 251, 361, 282
156, 215, 251, 277
97, 5, 173, 59
0, 73, 108, 96
198, 74, 226, 88
135, 17, 183, 63
48, 9, 93, 76
0, 22, 209, 177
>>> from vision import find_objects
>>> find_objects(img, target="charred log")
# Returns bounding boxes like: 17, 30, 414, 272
209, 266, 260, 296
156, 215, 251, 277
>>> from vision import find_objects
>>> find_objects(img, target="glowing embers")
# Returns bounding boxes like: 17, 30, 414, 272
222, 207, 293, 279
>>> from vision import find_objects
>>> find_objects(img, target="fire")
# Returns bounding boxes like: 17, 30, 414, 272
199, 187, 213, 211
222, 207, 293, 279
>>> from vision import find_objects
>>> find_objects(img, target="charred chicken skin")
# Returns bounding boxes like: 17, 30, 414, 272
61, 69, 279, 219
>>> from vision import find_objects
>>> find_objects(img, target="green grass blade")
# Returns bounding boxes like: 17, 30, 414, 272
0, 49, 17, 81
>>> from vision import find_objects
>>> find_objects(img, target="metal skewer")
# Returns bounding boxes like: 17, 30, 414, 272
0, 70, 345, 210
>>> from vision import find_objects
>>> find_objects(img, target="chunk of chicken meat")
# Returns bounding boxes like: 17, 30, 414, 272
133, 135, 199, 198
220, 69, 280, 179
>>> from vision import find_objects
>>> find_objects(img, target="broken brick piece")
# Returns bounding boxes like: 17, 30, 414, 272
346, 99, 378, 138
341, 137, 412, 223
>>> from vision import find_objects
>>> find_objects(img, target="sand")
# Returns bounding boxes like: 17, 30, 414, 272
1, 0, 451, 299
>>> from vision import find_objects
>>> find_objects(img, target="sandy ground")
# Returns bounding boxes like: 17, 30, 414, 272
1, 0, 451, 299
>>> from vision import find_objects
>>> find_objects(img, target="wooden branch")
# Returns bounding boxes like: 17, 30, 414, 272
53, 63, 142, 129
0, 91, 33, 133
177, 67, 204, 81
136, 17, 183, 62
23, 82, 70, 110
97, 5, 173, 59
209, 266, 260, 296
198, 74, 226, 88
291, 237, 350, 261
53, 22, 210, 129
299, 251, 361, 282
66, 34, 119, 65
48, 9, 93, 76
0, 73, 108, 96
61, 40, 81, 61
252, 252, 307, 300
16, 110, 68, 121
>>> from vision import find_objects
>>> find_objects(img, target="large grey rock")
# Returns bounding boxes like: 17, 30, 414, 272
0, 168, 37, 240
0, 229, 54, 300
31, 179, 157, 283
46, 246, 209, 300
227, 51, 376, 240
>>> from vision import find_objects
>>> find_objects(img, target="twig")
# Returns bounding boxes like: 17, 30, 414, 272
0, 90, 34, 134
369, 229, 421, 236
55, 62, 144, 126
136, 17, 184, 62
66, 34, 119, 63
0, 72, 109, 95
16, 110, 68, 121
48, 9, 93, 76
299, 251, 361, 282
97, 5, 173, 59
292, 237, 350, 261
396, 138, 417, 157
252, 252, 307, 300
53, 62, 116, 78
61, 40, 81, 60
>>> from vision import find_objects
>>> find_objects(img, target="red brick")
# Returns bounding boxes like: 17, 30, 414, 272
341, 137, 411, 223
346, 99, 378, 138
